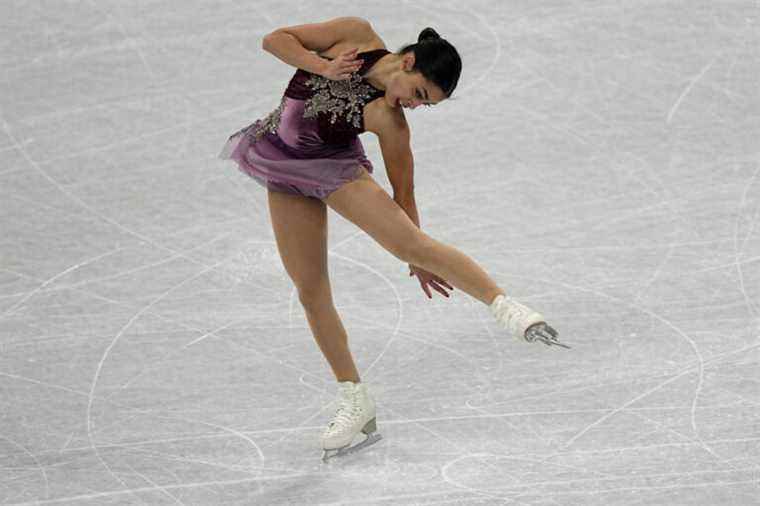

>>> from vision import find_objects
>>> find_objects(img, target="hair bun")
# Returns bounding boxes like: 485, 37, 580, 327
418, 27, 441, 43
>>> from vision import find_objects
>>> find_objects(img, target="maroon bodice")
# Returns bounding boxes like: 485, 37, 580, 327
283, 48, 390, 145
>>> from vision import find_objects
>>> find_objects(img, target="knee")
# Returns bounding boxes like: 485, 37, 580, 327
297, 280, 333, 310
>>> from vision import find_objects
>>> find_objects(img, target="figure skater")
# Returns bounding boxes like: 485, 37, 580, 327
219, 16, 569, 462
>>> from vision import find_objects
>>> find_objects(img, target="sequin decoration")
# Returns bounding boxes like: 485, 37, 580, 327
302, 73, 375, 129
240, 96, 286, 142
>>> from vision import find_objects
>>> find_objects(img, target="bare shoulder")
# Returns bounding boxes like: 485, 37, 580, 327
347, 17, 387, 51
364, 97, 408, 137
316, 18, 387, 59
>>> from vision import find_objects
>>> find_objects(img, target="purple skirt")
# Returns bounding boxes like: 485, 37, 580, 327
218, 96, 374, 200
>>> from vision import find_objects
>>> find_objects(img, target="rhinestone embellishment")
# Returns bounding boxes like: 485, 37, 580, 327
302, 73, 375, 129
240, 96, 286, 141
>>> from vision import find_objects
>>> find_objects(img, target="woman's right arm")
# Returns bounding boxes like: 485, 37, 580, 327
262, 16, 373, 75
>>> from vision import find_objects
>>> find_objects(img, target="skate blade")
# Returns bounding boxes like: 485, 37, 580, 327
322, 432, 382, 463
544, 339, 571, 349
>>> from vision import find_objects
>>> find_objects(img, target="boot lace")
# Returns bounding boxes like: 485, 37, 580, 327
327, 390, 362, 434
494, 297, 527, 337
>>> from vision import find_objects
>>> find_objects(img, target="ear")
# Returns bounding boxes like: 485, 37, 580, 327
403, 52, 416, 71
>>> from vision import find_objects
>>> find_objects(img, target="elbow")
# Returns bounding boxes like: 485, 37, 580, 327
262, 31, 283, 51
262, 33, 274, 51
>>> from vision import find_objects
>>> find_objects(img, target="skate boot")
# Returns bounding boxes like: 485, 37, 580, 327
321, 381, 382, 462
490, 294, 570, 348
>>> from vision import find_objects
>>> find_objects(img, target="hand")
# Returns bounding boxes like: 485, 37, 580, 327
321, 48, 364, 81
409, 264, 454, 299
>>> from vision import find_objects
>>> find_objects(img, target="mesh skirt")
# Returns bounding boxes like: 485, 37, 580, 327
218, 96, 374, 200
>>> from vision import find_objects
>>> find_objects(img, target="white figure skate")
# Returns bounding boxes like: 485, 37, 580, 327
321, 381, 382, 462
490, 294, 570, 348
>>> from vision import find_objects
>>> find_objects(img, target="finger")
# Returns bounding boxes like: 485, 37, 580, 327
431, 284, 450, 298
428, 280, 450, 295
437, 279, 454, 289
338, 64, 358, 75
419, 281, 431, 298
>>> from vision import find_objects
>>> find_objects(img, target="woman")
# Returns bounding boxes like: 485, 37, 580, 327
219, 16, 568, 462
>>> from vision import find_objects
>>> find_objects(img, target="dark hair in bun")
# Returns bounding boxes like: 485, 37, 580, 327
398, 27, 461, 99
418, 27, 441, 43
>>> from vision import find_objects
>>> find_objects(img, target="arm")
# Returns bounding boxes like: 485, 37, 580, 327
369, 106, 419, 227
262, 17, 375, 75
396, 194, 421, 229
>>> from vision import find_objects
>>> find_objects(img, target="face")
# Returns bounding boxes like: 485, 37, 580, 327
388, 52, 446, 110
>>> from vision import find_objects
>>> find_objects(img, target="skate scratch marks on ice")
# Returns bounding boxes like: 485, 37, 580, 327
667, 57, 717, 124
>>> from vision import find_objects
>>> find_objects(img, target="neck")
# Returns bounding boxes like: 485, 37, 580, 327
363, 53, 401, 91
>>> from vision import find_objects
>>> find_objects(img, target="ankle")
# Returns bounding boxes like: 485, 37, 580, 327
487, 290, 506, 306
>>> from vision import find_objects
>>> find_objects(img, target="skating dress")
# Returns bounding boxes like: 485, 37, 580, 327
218, 48, 391, 200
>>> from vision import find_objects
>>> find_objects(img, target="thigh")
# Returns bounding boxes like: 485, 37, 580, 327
267, 188, 329, 293
324, 167, 429, 262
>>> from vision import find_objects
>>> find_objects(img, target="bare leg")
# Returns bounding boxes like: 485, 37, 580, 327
323, 169, 507, 307
301, 296, 361, 383
267, 188, 360, 383
414, 236, 506, 306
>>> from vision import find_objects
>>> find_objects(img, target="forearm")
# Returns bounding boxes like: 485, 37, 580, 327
262, 31, 328, 75
394, 195, 420, 229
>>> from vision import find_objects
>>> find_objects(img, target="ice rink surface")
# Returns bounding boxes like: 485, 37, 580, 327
1, 0, 759, 504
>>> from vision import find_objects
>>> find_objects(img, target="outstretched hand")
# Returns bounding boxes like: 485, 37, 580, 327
409, 264, 454, 299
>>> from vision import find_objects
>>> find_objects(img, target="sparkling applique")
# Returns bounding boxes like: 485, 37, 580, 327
302, 73, 375, 129
238, 96, 286, 142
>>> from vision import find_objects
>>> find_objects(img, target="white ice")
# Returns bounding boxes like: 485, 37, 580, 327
1, 1, 759, 505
